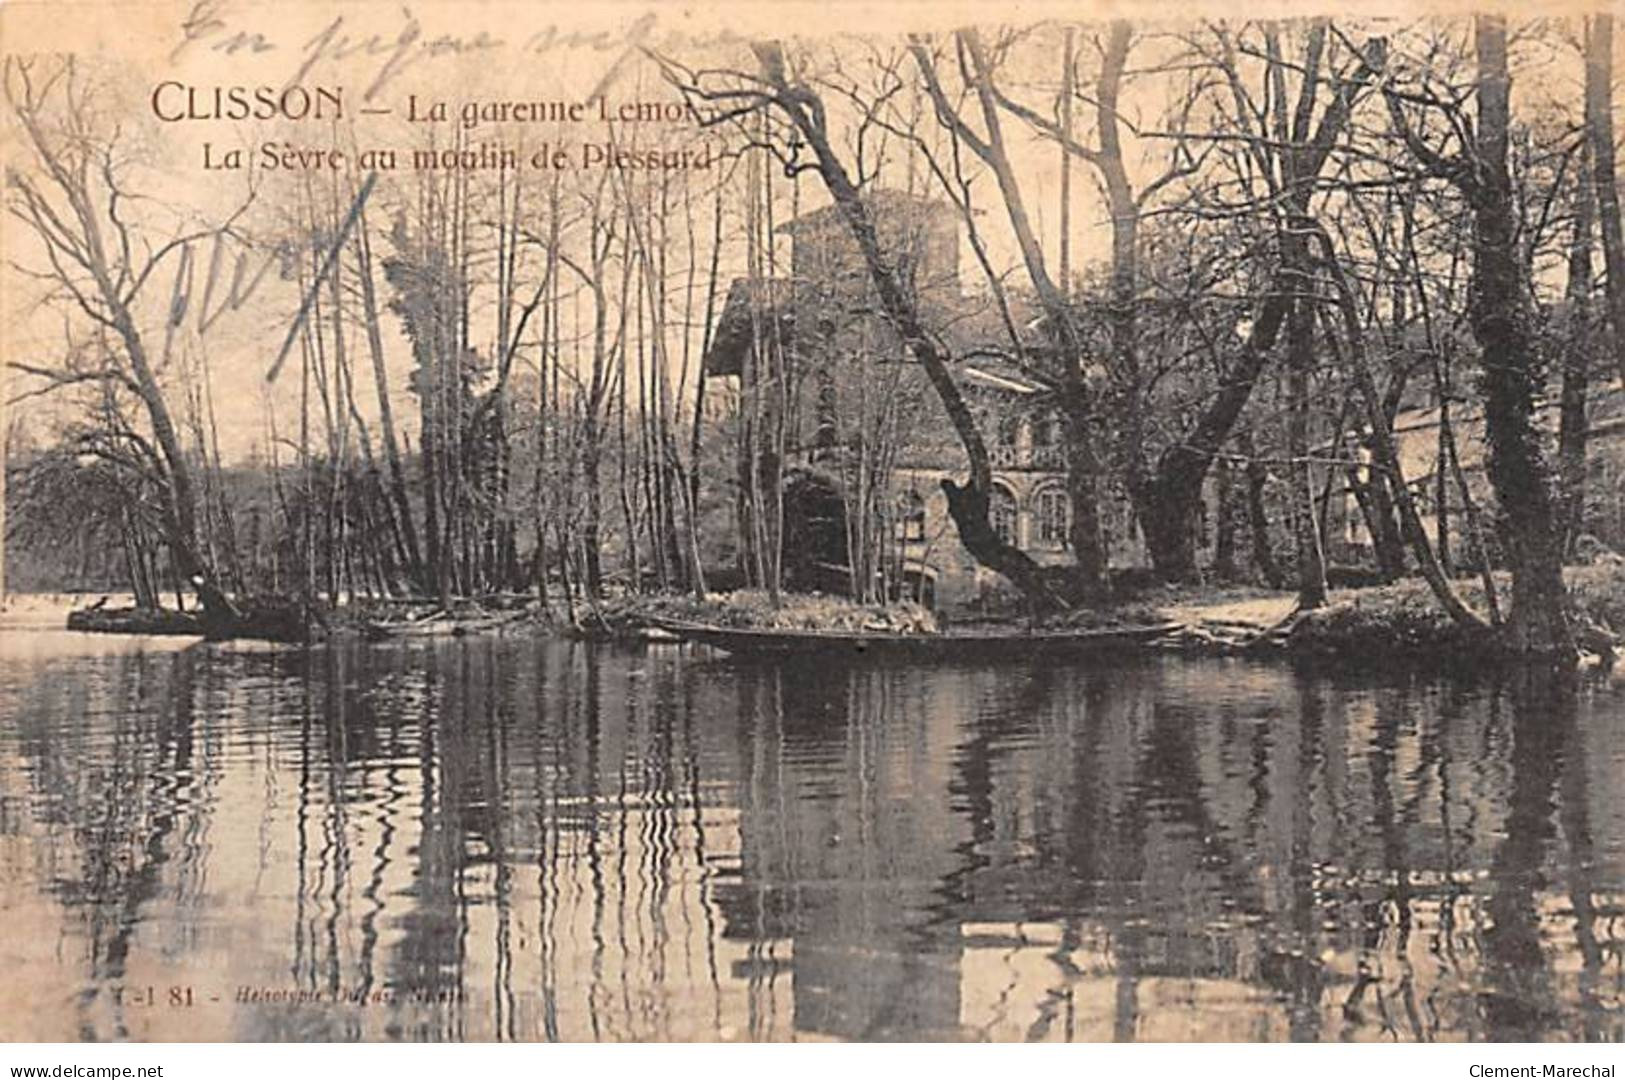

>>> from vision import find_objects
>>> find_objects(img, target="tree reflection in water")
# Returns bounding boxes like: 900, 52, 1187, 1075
0, 634, 1621, 1041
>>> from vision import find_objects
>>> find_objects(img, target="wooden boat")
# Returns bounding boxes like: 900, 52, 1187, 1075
358, 610, 529, 641
643, 617, 1185, 660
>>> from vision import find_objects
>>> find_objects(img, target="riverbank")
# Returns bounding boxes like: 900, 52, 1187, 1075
1143, 563, 1622, 665
586, 590, 939, 638
1273, 563, 1624, 663
593, 564, 1625, 666
65, 605, 202, 635
31, 561, 1624, 666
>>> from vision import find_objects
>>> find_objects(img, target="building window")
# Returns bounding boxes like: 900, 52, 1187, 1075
896, 490, 927, 542
991, 485, 1019, 547
1411, 477, 1435, 515
1030, 411, 1063, 469
1036, 485, 1069, 547
992, 416, 1023, 469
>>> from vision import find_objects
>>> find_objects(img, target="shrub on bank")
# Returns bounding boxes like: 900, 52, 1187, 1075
1287, 563, 1625, 658
1570, 560, 1625, 634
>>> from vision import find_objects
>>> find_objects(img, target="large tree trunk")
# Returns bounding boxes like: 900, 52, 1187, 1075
1137, 486, 1197, 585
1468, 17, 1574, 657
1241, 432, 1286, 587
1587, 14, 1625, 392
1091, 24, 1158, 587
1560, 137, 1595, 556
1134, 27, 1384, 584
1357, 443, 1408, 580
1147, 281, 1292, 582
1213, 455, 1239, 580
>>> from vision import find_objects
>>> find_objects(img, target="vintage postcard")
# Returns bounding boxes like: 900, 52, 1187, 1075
1, 0, 1623, 1052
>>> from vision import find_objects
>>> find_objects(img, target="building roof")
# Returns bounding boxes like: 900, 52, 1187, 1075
701, 282, 1074, 395
774, 189, 959, 236
959, 356, 1050, 395
700, 186, 1109, 384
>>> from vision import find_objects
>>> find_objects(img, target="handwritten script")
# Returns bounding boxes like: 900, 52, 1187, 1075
166, 2, 727, 102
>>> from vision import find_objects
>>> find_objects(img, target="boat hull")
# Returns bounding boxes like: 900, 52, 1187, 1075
644, 618, 1182, 660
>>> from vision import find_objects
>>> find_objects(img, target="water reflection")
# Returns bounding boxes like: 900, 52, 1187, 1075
0, 633, 1621, 1041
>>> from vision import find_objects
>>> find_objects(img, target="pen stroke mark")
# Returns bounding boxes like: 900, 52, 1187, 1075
265, 171, 378, 384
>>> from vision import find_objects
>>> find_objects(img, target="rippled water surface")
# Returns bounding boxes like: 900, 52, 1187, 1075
1, 628, 1623, 1041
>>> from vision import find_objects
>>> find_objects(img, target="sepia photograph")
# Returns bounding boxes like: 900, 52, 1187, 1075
0, 0, 1623, 1057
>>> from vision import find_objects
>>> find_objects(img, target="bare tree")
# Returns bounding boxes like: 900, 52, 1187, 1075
4, 57, 249, 617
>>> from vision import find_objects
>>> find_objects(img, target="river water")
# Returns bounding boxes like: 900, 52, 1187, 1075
1, 626, 1622, 1042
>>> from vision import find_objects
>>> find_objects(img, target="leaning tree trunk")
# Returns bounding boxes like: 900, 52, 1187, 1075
749, 42, 1069, 611
1286, 274, 1328, 608
957, 29, 1109, 598
1310, 220, 1485, 631
109, 307, 239, 619
354, 209, 425, 593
